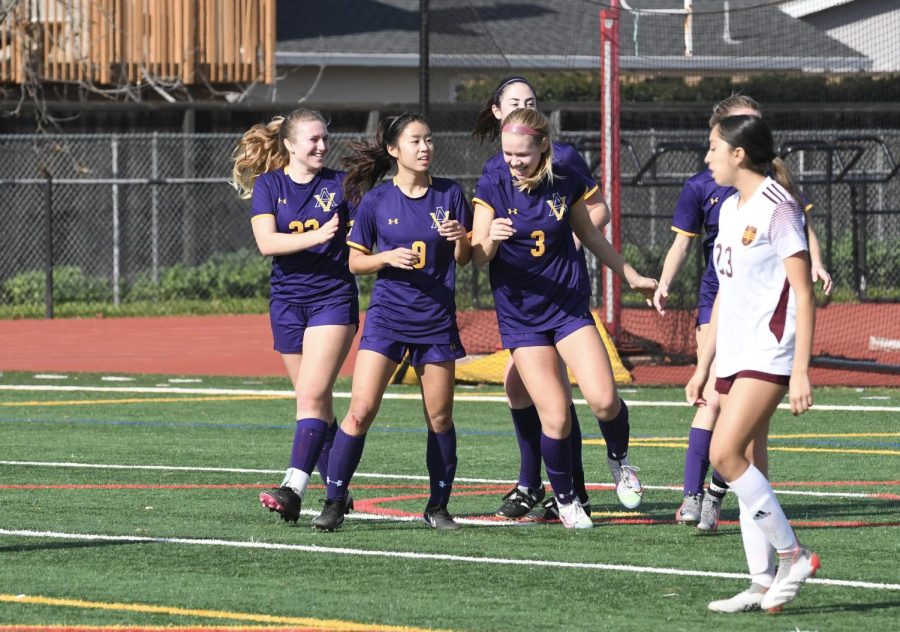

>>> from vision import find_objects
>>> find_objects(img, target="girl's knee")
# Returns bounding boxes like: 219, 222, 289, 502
590, 394, 619, 420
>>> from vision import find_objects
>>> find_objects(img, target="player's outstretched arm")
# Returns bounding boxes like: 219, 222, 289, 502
654, 232, 693, 316
569, 200, 657, 305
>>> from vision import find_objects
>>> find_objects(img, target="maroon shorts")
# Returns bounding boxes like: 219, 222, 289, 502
715, 370, 790, 395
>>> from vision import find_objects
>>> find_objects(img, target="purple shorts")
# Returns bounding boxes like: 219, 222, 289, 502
270, 296, 359, 354
358, 334, 465, 367
696, 267, 719, 326
500, 313, 595, 350
715, 370, 790, 395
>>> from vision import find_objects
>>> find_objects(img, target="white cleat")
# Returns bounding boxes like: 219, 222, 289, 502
608, 458, 643, 509
760, 546, 821, 612
557, 499, 593, 529
708, 585, 766, 613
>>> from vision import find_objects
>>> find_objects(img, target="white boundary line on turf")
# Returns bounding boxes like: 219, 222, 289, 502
0, 460, 893, 499
0, 528, 897, 592
0, 384, 897, 412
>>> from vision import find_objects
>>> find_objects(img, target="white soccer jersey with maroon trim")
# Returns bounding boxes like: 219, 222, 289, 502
712, 177, 809, 378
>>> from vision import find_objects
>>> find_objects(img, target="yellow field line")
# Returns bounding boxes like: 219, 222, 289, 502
0, 395, 289, 407
0, 594, 444, 632
583, 439, 899, 456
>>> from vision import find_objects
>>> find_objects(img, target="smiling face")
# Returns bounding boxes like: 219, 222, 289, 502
492, 81, 537, 122
388, 120, 434, 174
705, 124, 743, 187
501, 130, 547, 180
283, 118, 329, 172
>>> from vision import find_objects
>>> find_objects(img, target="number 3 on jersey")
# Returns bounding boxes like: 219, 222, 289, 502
530, 230, 545, 257
411, 240, 426, 269
289, 219, 320, 234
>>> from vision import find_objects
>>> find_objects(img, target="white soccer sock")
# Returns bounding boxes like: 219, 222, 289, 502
280, 467, 310, 498
738, 497, 775, 587
728, 464, 798, 553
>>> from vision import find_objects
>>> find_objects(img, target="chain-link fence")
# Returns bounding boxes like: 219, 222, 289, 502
2, 128, 898, 321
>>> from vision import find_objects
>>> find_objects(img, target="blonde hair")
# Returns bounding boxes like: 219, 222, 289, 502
231, 109, 328, 199
709, 94, 761, 129
501, 108, 554, 193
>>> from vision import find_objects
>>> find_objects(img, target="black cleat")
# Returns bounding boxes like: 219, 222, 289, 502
495, 485, 545, 519
311, 498, 348, 531
423, 505, 460, 530
259, 486, 301, 523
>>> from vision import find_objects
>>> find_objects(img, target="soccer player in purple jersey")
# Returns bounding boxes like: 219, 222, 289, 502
654, 96, 832, 533
231, 109, 358, 525
311, 112, 472, 532
687, 115, 820, 613
471, 108, 657, 529
473, 75, 619, 521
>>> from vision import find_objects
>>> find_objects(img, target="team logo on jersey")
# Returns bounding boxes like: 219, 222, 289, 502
313, 188, 336, 213
546, 194, 568, 221
429, 206, 448, 229
508, 208, 519, 215
742, 225, 757, 246
277, 197, 288, 205
388, 218, 399, 225
709, 196, 720, 206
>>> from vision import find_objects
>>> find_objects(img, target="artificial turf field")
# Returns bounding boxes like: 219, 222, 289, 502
0, 370, 897, 631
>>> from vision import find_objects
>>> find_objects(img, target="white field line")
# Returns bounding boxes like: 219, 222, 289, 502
0, 528, 897, 592
0, 460, 893, 499
0, 384, 896, 412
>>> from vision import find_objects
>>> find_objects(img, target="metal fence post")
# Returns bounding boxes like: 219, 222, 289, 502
151, 132, 160, 282
42, 166, 54, 319
111, 135, 121, 305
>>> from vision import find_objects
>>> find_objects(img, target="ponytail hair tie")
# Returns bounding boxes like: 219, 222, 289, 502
502, 123, 543, 136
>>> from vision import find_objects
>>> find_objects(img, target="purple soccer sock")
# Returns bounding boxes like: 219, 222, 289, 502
510, 405, 543, 491
569, 404, 588, 503
541, 432, 575, 505
683, 427, 713, 496
597, 398, 630, 461
426, 426, 458, 507
325, 427, 366, 502
316, 419, 338, 485
289, 418, 329, 475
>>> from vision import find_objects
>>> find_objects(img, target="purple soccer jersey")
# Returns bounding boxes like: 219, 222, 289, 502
473, 163, 596, 338
250, 167, 356, 305
347, 176, 472, 344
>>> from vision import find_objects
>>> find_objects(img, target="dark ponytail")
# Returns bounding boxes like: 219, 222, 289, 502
343, 112, 429, 206
472, 75, 536, 144
716, 114, 802, 204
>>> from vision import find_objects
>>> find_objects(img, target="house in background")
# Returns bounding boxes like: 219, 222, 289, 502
780, 0, 900, 72
267, 0, 872, 106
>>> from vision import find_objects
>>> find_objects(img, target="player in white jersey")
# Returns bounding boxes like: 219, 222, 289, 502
686, 114, 819, 614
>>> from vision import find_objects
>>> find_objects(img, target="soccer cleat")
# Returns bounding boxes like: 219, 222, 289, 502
675, 492, 703, 525
423, 505, 460, 530
708, 584, 766, 613
526, 496, 592, 522
697, 493, 723, 533
760, 546, 821, 612
311, 498, 348, 531
608, 459, 643, 509
557, 499, 593, 529
259, 486, 301, 523
495, 485, 546, 519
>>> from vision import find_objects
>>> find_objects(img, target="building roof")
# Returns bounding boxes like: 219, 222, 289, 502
275, 0, 871, 72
